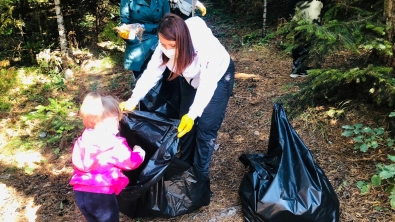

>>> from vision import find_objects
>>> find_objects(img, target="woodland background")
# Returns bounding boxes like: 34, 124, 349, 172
1, 0, 395, 221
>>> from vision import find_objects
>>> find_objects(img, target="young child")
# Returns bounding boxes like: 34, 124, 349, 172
69, 92, 145, 222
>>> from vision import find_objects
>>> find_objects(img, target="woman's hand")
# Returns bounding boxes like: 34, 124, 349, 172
114, 24, 145, 40
195, 1, 206, 16
177, 114, 194, 138
119, 98, 137, 112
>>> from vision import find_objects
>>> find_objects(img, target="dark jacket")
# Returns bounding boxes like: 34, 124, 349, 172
120, 0, 170, 71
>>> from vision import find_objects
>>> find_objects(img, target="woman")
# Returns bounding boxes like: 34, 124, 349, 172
169, 0, 207, 20
122, 13, 235, 177
120, 0, 170, 78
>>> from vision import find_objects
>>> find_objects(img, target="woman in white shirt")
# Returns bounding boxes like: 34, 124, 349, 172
123, 13, 235, 177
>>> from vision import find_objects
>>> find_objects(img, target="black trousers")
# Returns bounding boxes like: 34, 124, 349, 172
74, 191, 119, 222
291, 42, 310, 74
178, 59, 235, 176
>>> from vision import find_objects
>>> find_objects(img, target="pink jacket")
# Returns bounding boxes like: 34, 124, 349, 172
69, 128, 144, 195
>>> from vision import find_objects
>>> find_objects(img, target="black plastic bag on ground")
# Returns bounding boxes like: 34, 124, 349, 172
134, 158, 211, 218
117, 111, 210, 219
238, 103, 340, 222
139, 69, 181, 119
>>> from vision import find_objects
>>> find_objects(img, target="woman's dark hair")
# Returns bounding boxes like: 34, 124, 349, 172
158, 13, 195, 80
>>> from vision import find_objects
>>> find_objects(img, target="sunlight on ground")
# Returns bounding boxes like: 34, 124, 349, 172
0, 117, 44, 169
0, 117, 45, 170
0, 151, 44, 172
17, 68, 51, 86
81, 59, 115, 71
235, 72, 261, 80
0, 183, 40, 222
14, 151, 44, 169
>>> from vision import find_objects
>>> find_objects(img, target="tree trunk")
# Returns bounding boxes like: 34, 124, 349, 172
384, 0, 395, 68
262, 0, 267, 37
54, 0, 68, 54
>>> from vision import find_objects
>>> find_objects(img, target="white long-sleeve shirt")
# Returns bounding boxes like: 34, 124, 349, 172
129, 16, 230, 120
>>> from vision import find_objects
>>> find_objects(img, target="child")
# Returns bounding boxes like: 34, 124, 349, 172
69, 92, 145, 222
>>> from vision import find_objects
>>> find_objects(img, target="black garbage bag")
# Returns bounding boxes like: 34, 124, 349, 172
117, 111, 179, 217
139, 68, 181, 119
134, 158, 211, 218
117, 111, 210, 219
238, 103, 340, 222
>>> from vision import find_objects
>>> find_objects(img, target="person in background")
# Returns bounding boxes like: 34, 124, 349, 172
119, 0, 170, 79
70, 92, 145, 222
121, 14, 235, 181
285, 0, 324, 78
169, 0, 207, 20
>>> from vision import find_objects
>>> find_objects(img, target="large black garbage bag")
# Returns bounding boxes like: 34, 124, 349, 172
134, 158, 211, 218
117, 111, 179, 217
117, 111, 210, 218
139, 68, 181, 119
238, 103, 340, 222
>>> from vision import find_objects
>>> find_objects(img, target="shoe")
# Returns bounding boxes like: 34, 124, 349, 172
290, 72, 308, 78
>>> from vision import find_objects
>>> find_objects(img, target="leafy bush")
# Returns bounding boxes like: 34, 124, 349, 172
342, 112, 395, 209
276, 0, 395, 107
342, 124, 388, 152
98, 20, 124, 45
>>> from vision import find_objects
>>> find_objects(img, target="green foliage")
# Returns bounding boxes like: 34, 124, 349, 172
342, 112, 395, 209
357, 180, 371, 195
374, 160, 395, 209
243, 30, 261, 45
342, 124, 387, 152
89, 81, 99, 91
280, 65, 395, 110
390, 187, 395, 209
0, 68, 17, 112
0, 2, 17, 35
259, 31, 275, 45
98, 20, 124, 45
371, 174, 382, 187
276, 0, 395, 108
21, 98, 81, 152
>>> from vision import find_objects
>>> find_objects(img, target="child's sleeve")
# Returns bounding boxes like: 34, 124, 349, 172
111, 137, 145, 170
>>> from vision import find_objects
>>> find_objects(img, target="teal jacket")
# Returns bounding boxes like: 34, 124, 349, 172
120, 0, 170, 71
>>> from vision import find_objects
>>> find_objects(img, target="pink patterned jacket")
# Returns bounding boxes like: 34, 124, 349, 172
69, 128, 144, 195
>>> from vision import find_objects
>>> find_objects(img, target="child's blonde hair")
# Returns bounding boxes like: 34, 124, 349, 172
79, 92, 122, 129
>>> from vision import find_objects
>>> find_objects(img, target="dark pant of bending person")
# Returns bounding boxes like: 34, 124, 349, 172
74, 191, 119, 222
291, 42, 310, 74
178, 59, 235, 176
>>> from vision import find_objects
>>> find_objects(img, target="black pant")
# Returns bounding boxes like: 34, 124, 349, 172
74, 191, 119, 222
178, 59, 235, 176
291, 42, 310, 74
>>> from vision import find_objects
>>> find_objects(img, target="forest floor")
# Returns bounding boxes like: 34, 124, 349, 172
1, 1, 395, 222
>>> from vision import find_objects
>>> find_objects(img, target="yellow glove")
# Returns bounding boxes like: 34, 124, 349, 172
177, 114, 194, 138
119, 101, 136, 112
118, 30, 130, 39
195, 1, 206, 16
114, 26, 130, 39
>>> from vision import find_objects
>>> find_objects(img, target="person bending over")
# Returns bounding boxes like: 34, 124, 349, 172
121, 14, 235, 179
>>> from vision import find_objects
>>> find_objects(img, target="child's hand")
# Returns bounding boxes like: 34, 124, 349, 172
133, 145, 145, 160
